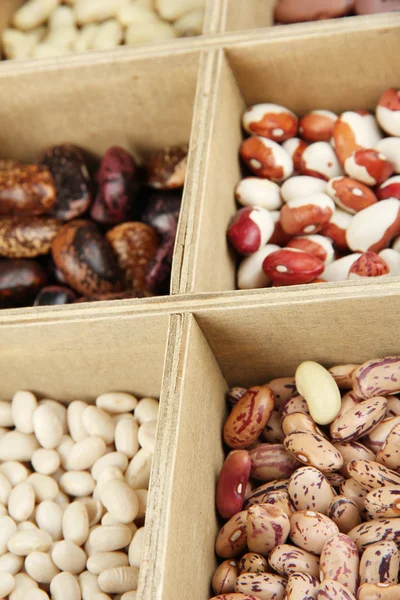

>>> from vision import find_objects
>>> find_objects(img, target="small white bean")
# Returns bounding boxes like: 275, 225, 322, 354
0, 400, 14, 426
58, 435, 75, 470
35, 501, 63, 541
0, 431, 39, 462
134, 489, 148, 519
25, 590, 50, 600
0, 504, 7, 516
117, 3, 158, 26
8, 482, 35, 522
1, 28, 38, 60
32, 43, 70, 58
73, 23, 98, 52
33, 405, 64, 449
115, 419, 139, 459
8, 530, 52, 556
134, 398, 158, 424
67, 402, 89, 443
0, 471, 12, 504
96, 393, 137, 414
121, 593, 137, 600
128, 527, 145, 568
50, 571, 81, 600
91, 19, 123, 51
0, 552, 24, 574
125, 20, 177, 45
9, 573, 38, 600
11, 391, 37, 434
51, 540, 87, 574
83, 407, 115, 445
138, 420, 157, 453
31, 448, 60, 475
48, 5, 75, 29
87, 551, 129, 575
98, 566, 139, 594
25, 551, 60, 583
79, 570, 102, 600
13, 0, 60, 30
97, 467, 124, 490
88, 525, 132, 553
80, 499, 104, 527
100, 479, 139, 524
60, 471, 95, 497
0, 461, 30, 486
28, 473, 59, 502
125, 449, 152, 490
18, 521, 38, 531
39, 400, 68, 434
75, 0, 127, 25
0, 515, 17, 554
68, 436, 106, 471
0, 572, 15, 597
174, 8, 204, 36
92, 452, 128, 481
62, 501, 89, 546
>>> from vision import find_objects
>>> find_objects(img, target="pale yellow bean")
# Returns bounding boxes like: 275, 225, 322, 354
0, 461, 30, 486
62, 501, 89, 546
31, 448, 60, 475
8, 482, 35, 522
13, 0, 60, 30
295, 361, 341, 425
33, 405, 64, 449
98, 566, 139, 594
0, 552, 24, 574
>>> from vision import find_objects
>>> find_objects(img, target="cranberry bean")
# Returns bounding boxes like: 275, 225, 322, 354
318, 579, 357, 600
328, 364, 360, 390
240, 136, 293, 182
235, 572, 287, 600
215, 511, 248, 559
347, 460, 400, 492
348, 518, 400, 552
239, 553, 269, 574
274, 0, 354, 23
242, 103, 298, 142
223, 386, 274, 449
268, 544, 320, 578
280, 394, 309, 417
320, 533, 359, 595
376, 175, 400, 201
348, 251, 390, 280
288, 466, 335, 514
326, 176, 378, 214
376, 88, 400, 137
244, 480, 290, 508
216, 451, 251, 519
212, 560, 239, 595
227, 387, 247, 406
356, 0, 400, 13
262, 410, 285, 444
289, 511, 339, 555
365, 485, 400, 518
227, 207, 274, 256
353, 356, 400, 399
299, 110, 337, 142
249, 443, 299, 481
344, 149, 393, 186
246, 504, 290, 554
330, 397, 388, 443
328, 496, 361, 534
279, 194, 335, 236
266, 377, 296, 408
359, 541, 399, 585
375, 423, 400, 470
361, 415, 400, 453
283, 431, 343, 472
286, 572, 319, 600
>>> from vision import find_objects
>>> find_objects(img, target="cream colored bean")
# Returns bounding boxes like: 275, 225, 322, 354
67, 401, 89, 442
39, 400, 68, 434
0, 552, 24, 574
73, 23, 98, 52
137, 420, 156, 453
0, 472, 12, 504
32, 43, 69, 57
60, 471, 95, 497
125, 449, 152, 489
295, 361, 341, 425
128, 526, 145, 568
83, 407, 115, 445
8, 530, 52, 556
174, 8, 204, 36
45, 27, 78, 51
100, 479, 139, 524
92, 452, 128, 481
31, 448, 60, 475
125, 20, 177, 45
0, 426, 7, 440
91, 19, 123, 51
87, 551, 129, 575
18, 521, 37, 531
89, 525, 133, 552
79, 570, 102, 600
0, 461, 29, 486
28, 473, 58, 502
0, 400, 14, 426
115, 419, 139, 459
97, 467, 124, 492
48, 5, 75, 28
8, 482, 35, 522
134, 398, 158, 425
54, 490, 70, 511
135, 489, 148, 519
51, 540, 87, 574
0, 431, 39, 461
62, 501, 89, 546
98, 566, 139, 594
0, 515, 18, 554
156, 0, 205, 20
1, 28, 38, 60
75, 0, 127, 24
50, 571, 81, 600
121, 593, 136, 600
32, 405, 64, 449
0, 504, 6, 516
13, 0, 59, 30
58, 435, 74, 470
81, 499, 104, 527
68, 436, 106, 471
0, 571, 15, 597
95, 595, 112, 600
25, 590, 50, 600
25, 551, 60, 583
9, 573, 38, 600
117, 4, 158, 26
35, 501, 63, 541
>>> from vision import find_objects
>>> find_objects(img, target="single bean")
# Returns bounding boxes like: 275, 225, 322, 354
376, 423, 400, 470
212, 560, 239, 594
235, 573, 287, 600
349, 518, 400, 551
285, 572, 319, 600
320, 533, 359, 594
283, 430, 343, 472
289, 511, 339, 555
365, 485, 400, 518
268, 544, 320, 578
223, 386, 274, 449
288, 466, 335, 514
239, 553, 268, 574
359, 541, 399, 585
249, 443, 299, 481
318, 579, 357, 599
329, 364, 360, 389
295, 361, 341, 424
357, 583, 400, 600
328, 496, 361, 533
347, 460, 400, 492
217, 451, 251, 519
353, 357, 400, 399
215, 511, 248, 559
246, 504, 290, 555
330, 397, 388, 442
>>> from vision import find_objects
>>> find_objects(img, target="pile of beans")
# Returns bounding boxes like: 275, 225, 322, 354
211, 356, 400, 600
274, 0, 400, 24
227, 88, 400, 288
0, 389, 159, 599
0, 143, 186, 308
1, 0, 205, 60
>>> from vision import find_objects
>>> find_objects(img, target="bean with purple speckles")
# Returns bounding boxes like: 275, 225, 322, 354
330, 396, 388, 443
347, 460, 400, 492
317, 578, 357, 600
285, 572, 319, 600
283, 430, 343, 472
328, 495, 361, 533
348, 517, 400, 551
357, 582, 400, 600
365, 485, 400, 518
224, 386, 275, 450
289, 510, 339, 555
353, 357, 400, 399
288, 466, 335, 514
376, 423, 400, 470
329, 364, 360, 390
359, 541, 399, 585
268, 543, 320, 578
249, 443, 299, 481
246, 504, 290, 555
239, 553, 269, 575
212, 560, 240, 595
320, 533, 359, 594
215, 511, 248, 559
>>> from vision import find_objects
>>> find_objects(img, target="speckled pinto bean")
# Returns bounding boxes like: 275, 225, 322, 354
244, 490, 294, 517
357, 583, 400, 600
280, 395, 309, 417
283, 431, 343, 472
339, 478, 368, 513
217, 451, 251, 519
347, 460, 400, 492
289, 510, 339, 555
333, 441, 375, 476
262, 411, 285, 444
361, 416, 400, 454
330, 396, 388, 443
239, 553, 269, 574
235, 572, 287, 600
285, 572, 319, 600
320, 533, 359, 594
317, 578, 357, 600
249, 444, 299, 481
376, 423, 400, 470
282, 412, 325, 437
327, 472, 347, 487
328, 495, 361, 533
365, 485, 400, 518
288, 466, 335, 514
329, 364, 360, 389
266, 377, 296, 408
216, 511, 248, 558
227, 387, 248, 406
210, 594, 263, 600
246, 504, 290, 554
352, 357, 400, 399
244, 480, 290, 508
359, 541, 399, 585
268, 543, 320, 578
348, 518, 400, 551
335, 391, 361, 422
212, 560, 240, 595
223, 386, 275, 449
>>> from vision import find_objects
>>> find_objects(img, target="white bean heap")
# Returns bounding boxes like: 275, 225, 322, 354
0, 390, 159, 599
1, 0, 205, 60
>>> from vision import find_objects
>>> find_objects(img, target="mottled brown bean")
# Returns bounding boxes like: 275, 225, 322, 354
247, 504, 290, 555
288, 466, 335, 514
0, 216, 60, 258
235, 572, 287, 600
249, 443, 299, 481
215, 511, 248, 559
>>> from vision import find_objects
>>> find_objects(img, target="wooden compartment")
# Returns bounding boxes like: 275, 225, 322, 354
178, 17, 400, 293
144, 282, 400, 599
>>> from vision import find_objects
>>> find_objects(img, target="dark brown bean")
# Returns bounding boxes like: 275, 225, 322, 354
0, 259, 47, 307
146, 145, 188, 190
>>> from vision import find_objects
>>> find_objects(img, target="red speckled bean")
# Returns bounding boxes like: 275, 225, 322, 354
216, 451, 251, 519
215, 511, 248, 559
320, 533, 359, 595
246, 504, 290, 555
223, 386, 274, 450
249, 443, 299, 481
352, 357, 400, 399
289, 510, 339, 555
359, 541, 399, 585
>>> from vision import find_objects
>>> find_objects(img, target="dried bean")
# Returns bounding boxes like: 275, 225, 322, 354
288, 466, 335, 514
223, 386, 274, 449
289, 510, 339, 555
320, 533, 359, 594
359, 541, 399, 585
328, 495, 361, 533
246, 504, 290, 554
268, 544, 320, 578
212, 560, 239, 594
216, 451, 251, 519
